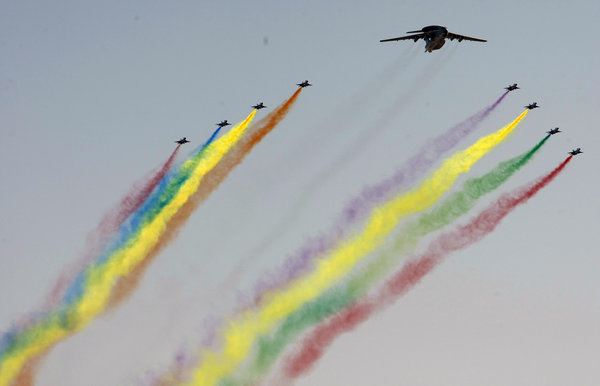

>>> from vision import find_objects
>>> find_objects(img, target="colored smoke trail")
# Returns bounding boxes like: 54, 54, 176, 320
340, 90, 510, 224
45, 144, 183, 308
97, 144, 183, 242
242, 54, 472, 303
185, 110, 528, 386
108, 88, 302, 309
44, 126, 222, 319
0, 112, 257, 386
222, 135, 550, 384
272, 44, 461, 242
7, 144, 185, 385
284, 156, 572, 380
104, 126, 227, 310
63, 123, 225, 311
76, 126, 226, 312
98, 124, 225, 265
151, 88, 303, 386
253, 91, 509, 301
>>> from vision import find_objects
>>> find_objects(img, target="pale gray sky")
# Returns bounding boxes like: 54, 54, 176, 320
1, 1, 598, 385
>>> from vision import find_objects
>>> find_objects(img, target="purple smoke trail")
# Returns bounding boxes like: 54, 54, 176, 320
253, 91, 509, 301
341, 90, 509, 225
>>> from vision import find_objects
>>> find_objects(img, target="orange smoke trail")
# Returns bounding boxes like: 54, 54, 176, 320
106, 88, 302, 310
11, 346, 52, 386
12, 362, 35, 386
12, 363, 35, 386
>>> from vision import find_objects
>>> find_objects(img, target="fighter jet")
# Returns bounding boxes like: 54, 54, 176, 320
175, 137, 190, 145
297, 80, 312, 88
380, 25, 486, 53
252, 102, 266, 110
216, 120, 230, 128
505, 83, 519, 91
525, 102, 539, 110
569, 148, 583, 155
547, 128, 561, 135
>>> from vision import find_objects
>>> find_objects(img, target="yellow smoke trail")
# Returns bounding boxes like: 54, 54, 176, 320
187, 110, 528, 385
0, 110, 256, 386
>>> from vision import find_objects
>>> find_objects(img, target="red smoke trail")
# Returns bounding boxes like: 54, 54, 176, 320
284, 156, 572, 379
96, 144, 182, 238
45, 145, 182, 308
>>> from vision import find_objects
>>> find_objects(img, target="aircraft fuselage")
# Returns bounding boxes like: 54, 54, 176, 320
423, 26, 448, 52
425, 34, 446, 52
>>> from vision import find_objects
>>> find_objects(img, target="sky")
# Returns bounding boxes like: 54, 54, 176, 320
1, 0, 599, 385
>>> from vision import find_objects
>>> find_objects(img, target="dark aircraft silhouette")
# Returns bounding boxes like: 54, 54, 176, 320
297, 80, 311, 88
547, 128, 561, 135
505, 83, 519, 91
175, 137, 190, 145
252, 102, 266, 110
569, 148, 582, 155
216, 120, 230, 128
525, 102, 539, 110
380, 25, 486, 52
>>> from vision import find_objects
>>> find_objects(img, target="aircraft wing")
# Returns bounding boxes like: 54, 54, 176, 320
380, 33, 425, 42
446, 32, 487, 42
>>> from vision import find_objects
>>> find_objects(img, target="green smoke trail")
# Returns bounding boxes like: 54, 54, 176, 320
222, 135, 550, 385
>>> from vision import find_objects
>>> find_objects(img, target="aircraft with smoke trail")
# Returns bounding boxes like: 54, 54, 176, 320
505, 83, 519, 91
216, 120, 230, 127
0, 110, 259, 386
0, 87, 307, 384
249, 90, 511, 302
525, 102, 540, 109
175, 137, 190, 145
547, 127, 561, 135
216, 134, 555, 386
252, 102, 266, 110
283, 155, 574, 381
297, 80, 311, 88
569, 147, 582, 155
380, 25, 487, 52
179, 109, 529, 386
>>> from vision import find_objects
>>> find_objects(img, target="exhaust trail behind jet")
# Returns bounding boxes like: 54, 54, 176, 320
0, 111, 258, 386
108, 88, 303, 309
252, 90, 511, 301
221, 134, 551, 385
284, 156, 573, 380
181, 110, 528, 386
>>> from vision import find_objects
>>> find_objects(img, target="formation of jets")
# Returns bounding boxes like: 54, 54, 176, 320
380, 25, 486, 52
171, 73, 584, 162
504, 90, 578, 158
168, 27, 585, 165
525, 102, 539, 110
174, 81, 314, 146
